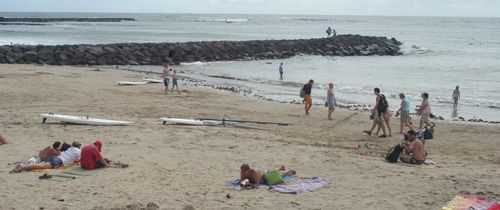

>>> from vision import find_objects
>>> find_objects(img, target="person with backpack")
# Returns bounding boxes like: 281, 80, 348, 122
302, 79, 314, 115
363, 88, 388, 138
399, 130, 425, 164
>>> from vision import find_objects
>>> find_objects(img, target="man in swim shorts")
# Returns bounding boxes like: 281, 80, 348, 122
303, 79, 314, 115
240, 164, 296, 186
11, 142, 82, 173
399, 130, 425, 164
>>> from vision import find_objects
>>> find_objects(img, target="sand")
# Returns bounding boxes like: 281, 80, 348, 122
0, 64, 498, 210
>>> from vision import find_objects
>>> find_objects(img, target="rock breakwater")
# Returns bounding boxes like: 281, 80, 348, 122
0, 34, 402, 66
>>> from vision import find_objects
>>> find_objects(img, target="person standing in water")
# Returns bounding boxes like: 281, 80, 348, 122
162, 63, 171, 94
279, 63, 284, 80
326, 83, 336, 120
452, 86, 460, 107
171, 70, 180, 94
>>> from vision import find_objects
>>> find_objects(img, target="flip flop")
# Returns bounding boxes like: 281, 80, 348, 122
39, 173, 52, 179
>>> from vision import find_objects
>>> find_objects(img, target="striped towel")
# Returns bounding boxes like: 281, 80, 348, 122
270, 177, 332, 194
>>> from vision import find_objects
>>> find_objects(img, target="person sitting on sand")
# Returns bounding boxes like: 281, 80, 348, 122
171, 70, 180, 94
399, 130, 425, 164
11, 142, 82, 173
240, 164, 296, 185
0, 133, 7, 145
302, 79, 314, 115
80, 140, 111, 170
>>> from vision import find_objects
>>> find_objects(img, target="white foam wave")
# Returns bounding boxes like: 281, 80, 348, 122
180, 61, 210, 66
197, 17, 248, 23
399, 43, 431, 55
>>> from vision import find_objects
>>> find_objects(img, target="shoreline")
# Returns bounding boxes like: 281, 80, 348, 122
0, 64, 498, 209
103, 65, 500, 125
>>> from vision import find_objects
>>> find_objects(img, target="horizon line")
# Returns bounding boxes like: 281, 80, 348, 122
1, 10, 499, 19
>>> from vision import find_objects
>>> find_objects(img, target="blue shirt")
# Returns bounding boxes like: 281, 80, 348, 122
402, 99, 411, 112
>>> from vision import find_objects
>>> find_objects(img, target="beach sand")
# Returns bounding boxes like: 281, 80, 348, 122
0, 64, 498, 210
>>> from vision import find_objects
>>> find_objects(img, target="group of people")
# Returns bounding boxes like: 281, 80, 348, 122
162, 63, 180, 94
300, 79, 337, 119
363, 88, 433, 138
10, 140, 111, 173
326, 26, 337, 37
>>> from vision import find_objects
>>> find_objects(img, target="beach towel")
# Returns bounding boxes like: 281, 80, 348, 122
269, 177, 332, 194
441, 195, 498, 210
227, 174, 295, 189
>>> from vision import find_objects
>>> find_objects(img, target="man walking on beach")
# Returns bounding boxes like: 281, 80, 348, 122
279, 63, 284, 80
363, 88, 387, 138
163, 63, 171, 94
302, 80, 314, 115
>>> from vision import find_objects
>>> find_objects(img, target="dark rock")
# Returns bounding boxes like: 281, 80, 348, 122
0, 35, 402, 65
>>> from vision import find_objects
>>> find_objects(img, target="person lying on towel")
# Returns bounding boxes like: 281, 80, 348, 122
399, 130, 425, 164
80, 140, 111, 170
240, 164, 296, 187
11, 142, 82, 173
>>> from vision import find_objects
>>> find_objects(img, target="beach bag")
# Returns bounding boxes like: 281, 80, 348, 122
378, 94, 388, 114
263, 170, 284, 186
417, 127, 434, 140
385, 144, 404, 163
299, 89, 305, 98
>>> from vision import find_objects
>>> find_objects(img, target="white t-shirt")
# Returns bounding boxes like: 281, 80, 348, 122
58, 147, 81, 165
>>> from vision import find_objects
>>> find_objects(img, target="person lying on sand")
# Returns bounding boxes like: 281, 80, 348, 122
0, 134, 7, 145
399, 130, 425, 164
11, 142, 82, 173
39, 141, 64, 161
240, 164, 296, 185
80, 140, 111, 170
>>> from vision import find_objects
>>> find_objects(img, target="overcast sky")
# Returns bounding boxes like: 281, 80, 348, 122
1, 0, 500, 17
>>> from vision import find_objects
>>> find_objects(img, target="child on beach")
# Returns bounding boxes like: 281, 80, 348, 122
416, 92, 432, 129
396, 93, 412, 134
326, 83, 336, 120
162, 63, 171, 94
171, 70, 180, 94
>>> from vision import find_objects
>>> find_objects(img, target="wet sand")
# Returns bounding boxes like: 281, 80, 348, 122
0, 64, 498, 210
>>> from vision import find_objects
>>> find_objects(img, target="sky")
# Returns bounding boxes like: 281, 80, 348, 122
1, 0, 500, 17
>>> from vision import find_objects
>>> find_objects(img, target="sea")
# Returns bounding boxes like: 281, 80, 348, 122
1, 12, 499, 122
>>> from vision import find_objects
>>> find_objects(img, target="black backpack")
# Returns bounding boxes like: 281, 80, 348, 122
385, 144, 404, 163
378, 94, 388, 114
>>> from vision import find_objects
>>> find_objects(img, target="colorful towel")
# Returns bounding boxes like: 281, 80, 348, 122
227, 174, 295, 189
269, 177, 332, 194
441, 195, 498, 210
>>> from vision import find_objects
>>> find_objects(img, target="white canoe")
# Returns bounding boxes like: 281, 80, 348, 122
41, 113, 133, 126
118, 81, 149, 86
143, 78, 163, 83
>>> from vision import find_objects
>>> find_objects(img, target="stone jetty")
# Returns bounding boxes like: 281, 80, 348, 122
0, 34, 402, 65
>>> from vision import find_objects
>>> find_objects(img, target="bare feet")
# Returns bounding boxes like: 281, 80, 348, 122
363, 130, 372, 136
9, 164, 22, 173
327, 117, 333, 120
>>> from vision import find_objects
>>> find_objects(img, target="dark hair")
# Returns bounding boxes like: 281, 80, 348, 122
60, 142, 71, 152
52, 141, 61, 149
72, 141, 82, 148
240, 164, 250, 171
374, 88, 380, 93
399, 93, 405, 98
309, 79, 314, 83
407, 130, 416, 136
422, 92, 429, 99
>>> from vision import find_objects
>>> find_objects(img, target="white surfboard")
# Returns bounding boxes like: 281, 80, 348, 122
118, 81, 148, 86
160, 118, 236, 126
41, 113, 133, 126
143, 78, 163, 83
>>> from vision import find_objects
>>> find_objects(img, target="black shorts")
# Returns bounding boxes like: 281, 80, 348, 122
410, 157, 425, 165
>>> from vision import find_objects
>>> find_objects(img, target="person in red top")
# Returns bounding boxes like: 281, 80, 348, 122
80, 140, 111, 170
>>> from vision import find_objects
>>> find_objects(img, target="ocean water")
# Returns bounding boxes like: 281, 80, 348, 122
1, 12, 499, 121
